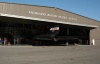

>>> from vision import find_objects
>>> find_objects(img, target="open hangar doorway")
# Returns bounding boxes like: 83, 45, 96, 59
0, 16, 94, 45
49, 24, 91, 45
0, 16, 58, 45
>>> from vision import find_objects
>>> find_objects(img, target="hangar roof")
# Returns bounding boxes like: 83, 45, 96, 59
0, 2, 99, 28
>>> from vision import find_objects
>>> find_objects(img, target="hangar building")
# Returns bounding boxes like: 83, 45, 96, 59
0, 2, 100, 45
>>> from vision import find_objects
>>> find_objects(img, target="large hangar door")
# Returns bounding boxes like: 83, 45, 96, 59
55, 25, 90, 45
69, 27, 90, 45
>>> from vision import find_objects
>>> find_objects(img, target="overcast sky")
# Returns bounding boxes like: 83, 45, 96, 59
0, 0, 100, 21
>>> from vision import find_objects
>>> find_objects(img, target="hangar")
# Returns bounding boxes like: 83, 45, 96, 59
0, 2, 100, 45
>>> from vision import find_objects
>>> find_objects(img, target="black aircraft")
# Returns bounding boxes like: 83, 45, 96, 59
33, 26, 81, 45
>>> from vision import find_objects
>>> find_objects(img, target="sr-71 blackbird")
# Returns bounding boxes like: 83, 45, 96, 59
33, 26, 81, 45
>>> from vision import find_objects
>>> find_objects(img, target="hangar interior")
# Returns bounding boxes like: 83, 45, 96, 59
0, 16, 91, 45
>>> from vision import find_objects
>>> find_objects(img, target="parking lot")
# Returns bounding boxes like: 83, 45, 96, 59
0, 45, 100, 64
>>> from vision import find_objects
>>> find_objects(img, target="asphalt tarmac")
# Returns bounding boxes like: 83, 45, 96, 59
0, 45, 100, 64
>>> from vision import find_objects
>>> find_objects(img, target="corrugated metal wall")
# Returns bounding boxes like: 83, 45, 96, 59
90, 23, 100, 45
0, 2, 98, 25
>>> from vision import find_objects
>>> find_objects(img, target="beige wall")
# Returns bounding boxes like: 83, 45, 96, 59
0, 2, 98, 26
90, 22, 100, 45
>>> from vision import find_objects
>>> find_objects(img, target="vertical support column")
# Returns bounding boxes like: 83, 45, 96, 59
67, 28, 69, 36
66, 28, 69, 46
88, 30, 90, 45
